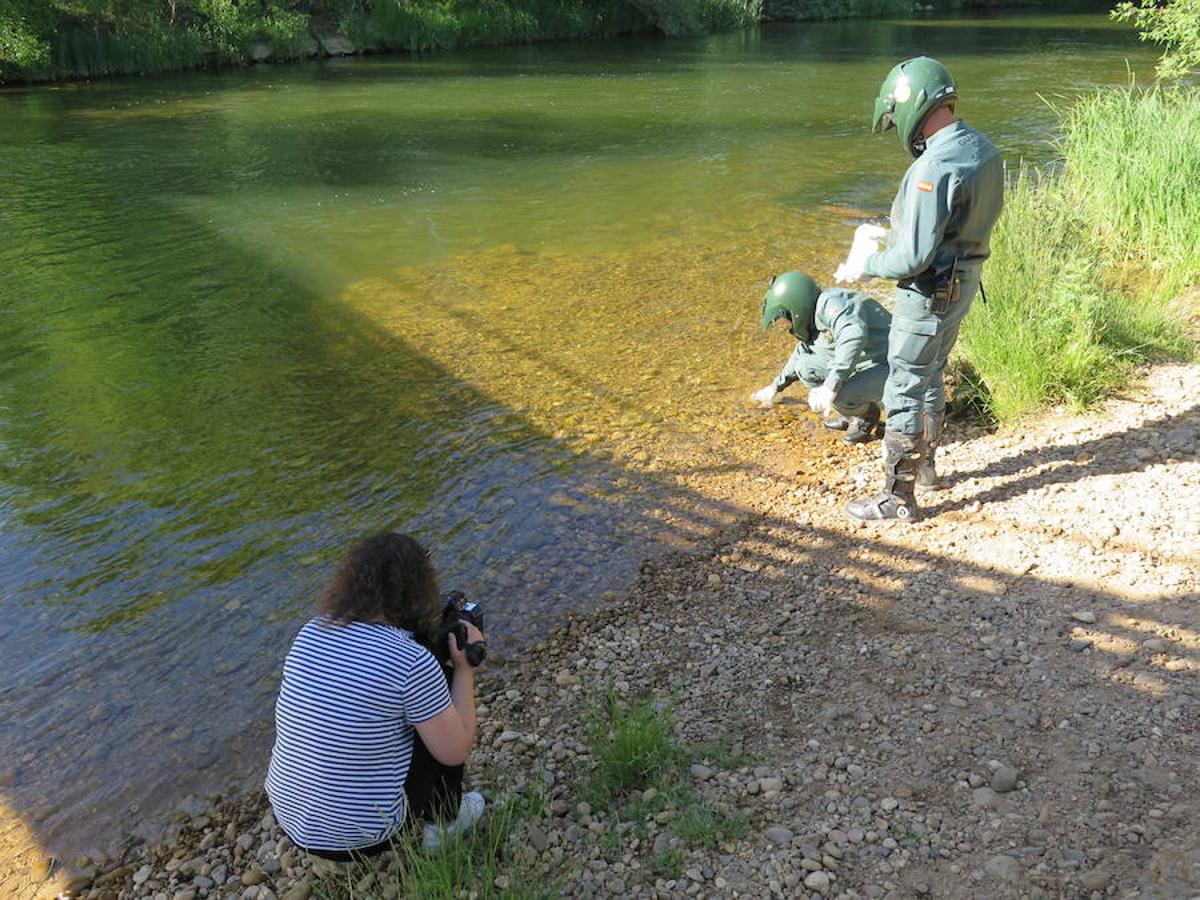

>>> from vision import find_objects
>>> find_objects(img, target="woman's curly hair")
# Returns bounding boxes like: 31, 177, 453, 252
317, 532, 441, 634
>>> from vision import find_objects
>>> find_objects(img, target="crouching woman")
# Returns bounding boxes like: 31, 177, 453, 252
265, 532, 485, 859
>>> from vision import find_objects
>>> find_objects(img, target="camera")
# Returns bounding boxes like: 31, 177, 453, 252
426, 590, 487, 669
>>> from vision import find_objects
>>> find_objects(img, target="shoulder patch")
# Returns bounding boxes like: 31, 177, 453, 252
916, 180, 934, 192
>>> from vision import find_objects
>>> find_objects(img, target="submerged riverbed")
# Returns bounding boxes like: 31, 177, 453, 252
0, 8, 1156, 886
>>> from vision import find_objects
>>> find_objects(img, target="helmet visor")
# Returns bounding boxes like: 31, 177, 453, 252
872, 95, 896, 134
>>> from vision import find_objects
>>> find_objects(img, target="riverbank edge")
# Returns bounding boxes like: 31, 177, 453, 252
41, 323, 1200, 899
1, 0, 1050, 87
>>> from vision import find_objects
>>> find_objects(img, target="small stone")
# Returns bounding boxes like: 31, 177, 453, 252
1071, 611, 1097, 624
690, 764, 714, 781
991, 766, 1020, 793
133, 865, 153, 885
1070, 639, 1093, 652
985, 854, 1022, 882
1061, 848, 1087, 866
1080, 870, 1110, 891
803, 871, 831, 893
972, 787, 1000, 809
880, 797, 899, 812
708, 573, 722, 585
280, 883, 312, 900
758, 777, 784, 794
242, 868, 268, 886
528, 824, 547, 852
1143, 639, 1167, 652
765, 826, 794, 846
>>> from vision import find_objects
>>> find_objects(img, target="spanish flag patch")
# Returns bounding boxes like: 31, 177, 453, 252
916, 180, 934, 192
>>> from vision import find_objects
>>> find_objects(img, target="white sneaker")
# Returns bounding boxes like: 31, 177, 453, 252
422, 791, 486, 851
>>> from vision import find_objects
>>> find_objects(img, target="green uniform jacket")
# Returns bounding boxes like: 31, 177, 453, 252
864, 121, 1004, 282
773, 288, 892, 393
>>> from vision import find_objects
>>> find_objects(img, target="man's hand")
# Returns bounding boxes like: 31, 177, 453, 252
751, 385, 778, 408
835, 224, 888, 283
807, 385, 836, 415
448, 621, 485, 669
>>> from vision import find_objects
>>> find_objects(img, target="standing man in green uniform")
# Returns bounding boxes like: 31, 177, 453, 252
751, 271, 892, 445
835, 56, 1004, 521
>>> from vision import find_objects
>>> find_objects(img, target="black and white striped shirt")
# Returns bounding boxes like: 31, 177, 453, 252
265, 618, 450, 851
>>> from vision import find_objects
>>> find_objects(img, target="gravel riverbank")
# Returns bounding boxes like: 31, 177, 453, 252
44, 358, 1200, 899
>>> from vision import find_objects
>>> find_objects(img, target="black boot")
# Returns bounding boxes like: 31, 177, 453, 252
843, 404, 883, 445
821, 415, 850, 432
916, 410, 945, 490
846, 431, 924, 522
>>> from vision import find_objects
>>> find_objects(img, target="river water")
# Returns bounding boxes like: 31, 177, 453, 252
0, 7, 1154, 881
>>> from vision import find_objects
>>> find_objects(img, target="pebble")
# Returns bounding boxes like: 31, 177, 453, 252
1071, 611, 1097, 624
803, 871, 831, 892
972, 787, 1001, 809
984, 854, 1022, 882
991, 766, 1020, 793
690, 764, 714, 780
765, 826, 794, 846
280, 883, 312, 900
1080, 870, 1111, 891
528, 824, 548, 852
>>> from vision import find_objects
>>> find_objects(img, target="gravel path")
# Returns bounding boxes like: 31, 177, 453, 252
51, 358, 1199, 900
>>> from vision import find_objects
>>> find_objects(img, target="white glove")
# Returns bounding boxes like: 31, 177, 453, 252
834, 223, 888, 283
807, 384, 836, 415
752, 385, 779, 408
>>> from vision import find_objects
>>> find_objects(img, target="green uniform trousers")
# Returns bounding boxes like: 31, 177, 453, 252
798, 365, 887, 418
882, 275, 980, 435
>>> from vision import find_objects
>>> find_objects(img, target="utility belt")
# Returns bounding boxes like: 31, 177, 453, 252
899, 260, 971, 315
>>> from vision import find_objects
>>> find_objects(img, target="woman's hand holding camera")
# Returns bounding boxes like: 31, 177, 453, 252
448, 621, 485, 669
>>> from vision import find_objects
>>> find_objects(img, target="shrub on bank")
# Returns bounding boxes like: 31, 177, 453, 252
956, 85, 1196, 423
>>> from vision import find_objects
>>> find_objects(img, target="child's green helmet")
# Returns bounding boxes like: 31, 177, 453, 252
872, 57, 957, 157
761, 272, 820, 343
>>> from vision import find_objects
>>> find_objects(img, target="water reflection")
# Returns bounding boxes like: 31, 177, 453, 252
0, 8, 1156, 886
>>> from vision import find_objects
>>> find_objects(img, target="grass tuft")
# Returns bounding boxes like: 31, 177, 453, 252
580, 689, 751, 874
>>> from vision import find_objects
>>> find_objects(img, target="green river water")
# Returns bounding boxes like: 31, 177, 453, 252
0, 7, 1155, 877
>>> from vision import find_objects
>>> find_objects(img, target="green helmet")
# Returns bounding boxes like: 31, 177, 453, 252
761, 271, 820, 343
872, 57, 957, 157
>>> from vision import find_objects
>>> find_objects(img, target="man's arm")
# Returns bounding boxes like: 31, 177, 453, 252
864, 166, 955, 281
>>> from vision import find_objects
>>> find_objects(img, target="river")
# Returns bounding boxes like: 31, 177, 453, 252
0, 6, 1155, 883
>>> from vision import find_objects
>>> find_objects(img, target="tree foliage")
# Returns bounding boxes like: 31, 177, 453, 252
1113, 0, 1200, 79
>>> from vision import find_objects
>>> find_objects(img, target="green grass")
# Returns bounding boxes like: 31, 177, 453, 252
581, 690, 751, 873
313, 789, 553, 899
955, 84, 1196, 423
583, 691, 688, 802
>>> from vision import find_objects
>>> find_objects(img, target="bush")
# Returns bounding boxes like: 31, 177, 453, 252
1113, 0, 1200, 80
956, 85, 1195, 423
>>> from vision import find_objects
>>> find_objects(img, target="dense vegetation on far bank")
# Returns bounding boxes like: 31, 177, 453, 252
2, 0, 1057, 83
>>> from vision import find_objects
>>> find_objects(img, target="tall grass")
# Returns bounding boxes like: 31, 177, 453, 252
957, 84, 1196, 423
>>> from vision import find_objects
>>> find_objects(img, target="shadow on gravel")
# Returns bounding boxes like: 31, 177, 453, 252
923, 403, 1200, 519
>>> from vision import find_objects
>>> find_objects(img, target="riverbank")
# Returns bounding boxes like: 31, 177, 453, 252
47, 323, 1200, 898
1, 0, 1065, 84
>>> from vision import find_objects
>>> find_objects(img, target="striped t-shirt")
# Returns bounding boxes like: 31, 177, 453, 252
264, 617, 451, 851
